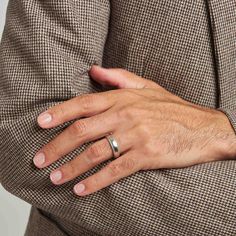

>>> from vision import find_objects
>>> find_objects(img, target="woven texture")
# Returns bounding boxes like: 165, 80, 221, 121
0, 0, 236, 235
24, 207, 67, 236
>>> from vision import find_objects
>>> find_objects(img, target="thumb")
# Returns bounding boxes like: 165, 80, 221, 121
88, 65, 159, 89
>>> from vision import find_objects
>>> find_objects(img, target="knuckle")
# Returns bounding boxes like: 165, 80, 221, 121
71, 120, 88, 138
120, 158, 136, 171
116, 107, 125, 120
63, 161, 77, 177
136, 123, 150, 137
46, 142, 59, 157
80, 94, 96, 111
106, 162, 121, 178
86, 143, 104, 164
116, 106, 135, 121
106, 158, 136, 178
143, 142, 157, 155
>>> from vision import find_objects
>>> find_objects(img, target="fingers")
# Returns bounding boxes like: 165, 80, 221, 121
49, 129, 136, 185
33, 110, 118, 168
37, 92, 115, 128
89, 65, 159, 89
37, 66, 167, 130
73, 150, 142, 196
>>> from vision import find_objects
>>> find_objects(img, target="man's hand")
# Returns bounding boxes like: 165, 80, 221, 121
33, 65, 236, 196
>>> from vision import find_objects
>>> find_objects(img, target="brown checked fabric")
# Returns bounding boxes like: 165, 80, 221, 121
1, 0, 236, 235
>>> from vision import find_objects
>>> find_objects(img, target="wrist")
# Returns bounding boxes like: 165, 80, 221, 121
211, 110, 236, 161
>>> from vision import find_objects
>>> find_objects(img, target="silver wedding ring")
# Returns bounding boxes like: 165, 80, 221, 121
105, 133, 121, 159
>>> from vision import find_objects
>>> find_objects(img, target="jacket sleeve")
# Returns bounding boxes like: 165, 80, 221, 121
0, 0, 110, 214
218, 108, 236, 134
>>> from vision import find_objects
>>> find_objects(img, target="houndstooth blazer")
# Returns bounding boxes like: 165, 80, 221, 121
0, 0, 236, 235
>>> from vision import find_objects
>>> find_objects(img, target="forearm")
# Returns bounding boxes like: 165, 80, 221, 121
0, 0, 110, 219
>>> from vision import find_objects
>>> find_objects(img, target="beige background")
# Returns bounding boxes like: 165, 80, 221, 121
0, 1, 31, 236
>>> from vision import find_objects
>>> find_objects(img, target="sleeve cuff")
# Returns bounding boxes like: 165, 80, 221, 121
217, 107, 236, 134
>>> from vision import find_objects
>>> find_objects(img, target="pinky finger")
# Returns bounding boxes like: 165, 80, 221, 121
73, 150, 142, 196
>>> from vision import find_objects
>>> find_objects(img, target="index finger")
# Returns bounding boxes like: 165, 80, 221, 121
37, 91, 117, 128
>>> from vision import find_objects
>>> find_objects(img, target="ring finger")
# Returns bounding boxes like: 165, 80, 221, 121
49, 129, 135, 185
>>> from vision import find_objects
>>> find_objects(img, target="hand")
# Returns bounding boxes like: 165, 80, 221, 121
33, 65, 236, 196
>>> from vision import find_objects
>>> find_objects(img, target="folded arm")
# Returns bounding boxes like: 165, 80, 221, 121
0, 0, 110, 217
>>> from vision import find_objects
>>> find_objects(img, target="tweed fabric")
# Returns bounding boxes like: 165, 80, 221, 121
25, 207, 100, 236
208, 1, 236, 131
24, 207, 68, 236
0, 0, 236, 235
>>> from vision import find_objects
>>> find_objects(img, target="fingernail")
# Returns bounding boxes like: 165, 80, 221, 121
38, 112, 52, 125
50, 170, 62, 183
74, 183, 85, 195
33, 152, 46, 167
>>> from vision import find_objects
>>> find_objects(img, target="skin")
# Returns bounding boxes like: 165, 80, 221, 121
33, 65, 236, 196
